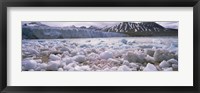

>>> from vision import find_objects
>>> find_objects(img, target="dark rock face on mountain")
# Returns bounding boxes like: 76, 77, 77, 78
103, 22, 178, 36
22, 22, 178, 39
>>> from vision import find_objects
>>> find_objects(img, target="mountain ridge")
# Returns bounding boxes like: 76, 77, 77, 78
22, 22, 178, 39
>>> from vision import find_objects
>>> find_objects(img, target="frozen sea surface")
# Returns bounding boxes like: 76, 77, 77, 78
22, 36, 178, 71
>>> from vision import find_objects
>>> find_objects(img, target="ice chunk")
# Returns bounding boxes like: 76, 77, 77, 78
63, 65, 73, 71
120, 39, 127, 44
80, 44, 90, 48
35, 63, 47, 71
123, 51, 138, 62
123, 51, 146, 63
163, 67, 173, 71
74, 65, 82, 71
153, 49, 174, 62
49, 54, 61, 61
129, 63, 139, 68
110, 67, 118, 71
88, 53, 99, 61
122, 60, 130, 66
145, 55, 155, 63
58, 68, 64, 71
81, 65, 91, 71
86, 40, 91, 42
159, 60, 171, 68
118, 65, 131, 71
143, 63, 157, 71
47, 61, 60, 71
22, 60, 37, 70
73, 55, 86, 63
108, 58, 121, 65
100, 51, 113, 59
29, 49, 39, 56
60, 47, 70, 52
62, 57, 73, 65
167, 59, 178, 65
144, 49, 155, 57
172, 64, 178, 69
29, 69, 34, 71
113, 50, 123, 58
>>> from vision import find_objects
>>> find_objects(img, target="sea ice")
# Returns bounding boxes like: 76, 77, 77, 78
159, 60, 171, 68
143, 63, 158, 71
167, 58, 178, 65
120, 39, 128, 44
49, 54, 61, 61
123, 51, 138, 62
22, 60, 37, 70
172, 64, 178, 69
100, 51, 113, 59
60, 47, 70, 52
47, 61, 60, 71
163, 67, 173, 71
118, 65, 131, 71
73, 55, 86, 63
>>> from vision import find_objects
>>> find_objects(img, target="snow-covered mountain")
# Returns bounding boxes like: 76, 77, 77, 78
22, 22, 178, 39
103, 22, 178, 36
103, 22, 163, 32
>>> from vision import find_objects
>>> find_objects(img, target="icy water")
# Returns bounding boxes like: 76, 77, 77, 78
22, 36, 178, 71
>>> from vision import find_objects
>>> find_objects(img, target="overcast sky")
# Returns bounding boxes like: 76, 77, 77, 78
23, 21, 178, 29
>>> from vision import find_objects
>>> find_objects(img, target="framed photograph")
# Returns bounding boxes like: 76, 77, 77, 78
0, 0, 199, 93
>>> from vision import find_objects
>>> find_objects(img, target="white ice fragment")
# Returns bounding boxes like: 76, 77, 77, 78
86, 40, 91, 42
145, 55, 155, 63
29, 69, 34, 71
163, 67, 173, 71
29, 49, 39, 56
153, 49, 173, 62
167, 59, 178, 65
70, 50, 77, 57
58, 68, 64, 71
123, 51, 137, 62
120, 39, 127, 44
63, 65, 73, 71
110, 67, 118, 71
143, 63, 158, 71
172, 64, 178, 69
60, 47, 70, 52
62, 57, 73, 65
144, 49, 155, 57
81, 65, 91, 71
113, 50, 123, 58
118, 65, 131, 71
73, 55, 86, 63
35, 63, 47, 71
159, 60, 171, 68
88, 53, 99, 61
129, 63, 139, 68
122, 60, 130, 66
108, 58, 121, 65
49, 54, 61, 61
100, 51, 113, 59
22, 60, 37, 70
103, 68, 110, 71
40, 51, 50, 56
47, 61, 60, 71
74, 65, 82, 71
123, 51, 145, 63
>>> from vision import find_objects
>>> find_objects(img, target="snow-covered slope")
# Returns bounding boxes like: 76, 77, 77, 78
103, 22, 178, 36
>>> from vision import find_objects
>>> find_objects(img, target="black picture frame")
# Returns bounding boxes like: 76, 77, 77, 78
0, 0, 199, 93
